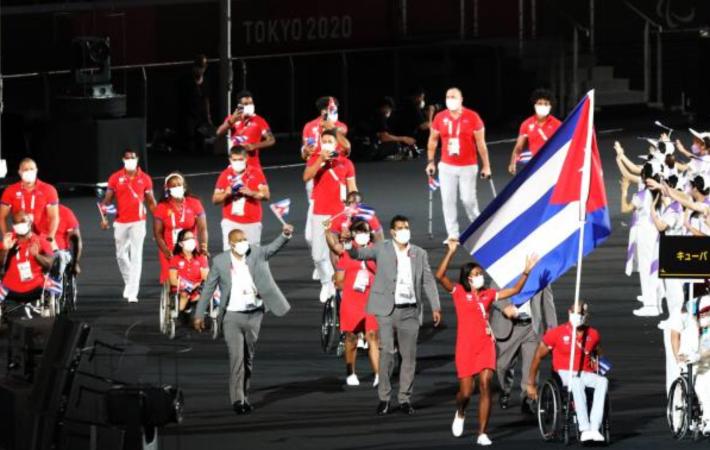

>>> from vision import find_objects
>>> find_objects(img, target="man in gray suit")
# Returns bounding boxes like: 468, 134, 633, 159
193, 223, 294, 415
349, 215, 441, 416
489, 285, 556, 413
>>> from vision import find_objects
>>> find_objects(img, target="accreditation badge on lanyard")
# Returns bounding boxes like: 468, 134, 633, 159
474, 294, 493, 337
170, 205, 186, 245
353, 261, 370, 293
20, 192, 36, 223
17, 248, 33, 282
447, 118, 461, 156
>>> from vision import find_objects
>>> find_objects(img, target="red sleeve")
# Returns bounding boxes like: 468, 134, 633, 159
551, 117, 562, 132
198, 255, 209, 269
255, 169, 268, 186
345, 159, 356, 179
518, 118, 530, 137
484, 289, 497, 309
369, 215, 382, 232
431, 112, 442, 133
335, 254, 347, 271
307, 153, 322, 168
472, 111, 484, 132
107, 173, 118, 190
144, 173, 154, 192
258, 117, 271, 135
542, 327, 558, 349
329, 216, 342, 234
153, 204, 166, 222
301, 123, 310, 141
192, 199, 205, 216
64, 208, 79, 229
168, 255, 180, 270
1, 186, 13, 205
215, 170, 230, 190
44, 184, 59, 205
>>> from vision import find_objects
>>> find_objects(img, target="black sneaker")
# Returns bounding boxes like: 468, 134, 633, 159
376, 401, 390, 416
499, 393, 510, 410
400, 402, 415, 415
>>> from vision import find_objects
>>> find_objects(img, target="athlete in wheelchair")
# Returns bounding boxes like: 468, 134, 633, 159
47, 204, 82, 313
528, 302, 610, 444
0, 211, 58, 320
160, 229, 216, 339
667, 292, 710, 439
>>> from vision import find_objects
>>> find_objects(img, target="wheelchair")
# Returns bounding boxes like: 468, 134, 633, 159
159, 283, 220, 340
667, 362, 704, 441
537, 371, 611, 445
320, 290, 343, 355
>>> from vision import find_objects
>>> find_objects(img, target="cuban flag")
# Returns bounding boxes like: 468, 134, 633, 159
98, 203, 117, 215
44, 276, 63, 297
179, 278, 196, 293
428, 177, 441, 192
460, 91, 611, 305
0, 283, 8, 302
355, 204, 376, 220
270, 198, 291, 218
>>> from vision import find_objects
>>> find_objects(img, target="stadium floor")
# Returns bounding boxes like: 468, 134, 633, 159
7, 120, 704, 449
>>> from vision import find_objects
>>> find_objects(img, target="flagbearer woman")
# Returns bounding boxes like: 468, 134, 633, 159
435, 239, 537, 446
169, 229, 209, 313
213, 145, 270, 249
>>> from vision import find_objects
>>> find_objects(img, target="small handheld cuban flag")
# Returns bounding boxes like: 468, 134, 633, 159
98, 203, 117, 215
597, 356, 612, 375
44, 276, 63, 297
212, 287, 221, 306
179, 278, 196, 294
428, 177, 440, 192
355, 204, 376, 221
270, 198, 290, 218
0, 283, 8, 302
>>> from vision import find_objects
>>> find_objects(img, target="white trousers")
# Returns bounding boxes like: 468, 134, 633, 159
113, 220, 146, 299
310, 213, 333, 285
663, 328, 681, 395
221, 219, 262, 251
304, 180, 314, 247
557, 370, 608, 433
637, 223, 660, 309
696, 367, 710, 423
664, 279, 685, 318
438, 162, 480, 239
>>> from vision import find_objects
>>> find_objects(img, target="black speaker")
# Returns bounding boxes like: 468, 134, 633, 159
7, 318, 55, 383
0, 378, 33, 450
41, 117, 147, 185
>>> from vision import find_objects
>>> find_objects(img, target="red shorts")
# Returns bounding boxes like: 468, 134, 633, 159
339, 296, 378, 333
455, 339, 496, 379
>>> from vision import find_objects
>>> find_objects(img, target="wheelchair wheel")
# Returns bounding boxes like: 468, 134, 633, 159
320, 295, 339, 353
667, 377, 690, 440
537, 379, 562, 441
159, 286, 168, 333
603, 391, 612, 445
167, 293, 179, 340
62, 273, 77, 313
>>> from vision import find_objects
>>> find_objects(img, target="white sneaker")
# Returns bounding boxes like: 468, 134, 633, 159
580, 431, 594, 442
636, 295, 645, 303
319, 283, 334, 303
128, 297, 138, 303
372, 374, 379, 388
590, 430, 605, 442
346, 374, 360, 386
312, 268, 320, 281
451, 411, 465, 437
357, 334, 367, 349
476, 434, 492, 446
633, 306, 661, 317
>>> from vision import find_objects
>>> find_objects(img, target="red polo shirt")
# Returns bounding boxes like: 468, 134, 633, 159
518, 115, 562, 156
431, 108, 485, 166
214, 166, 268, 224
55, 205, 79, 251
107, 168, 153, 223
543, 323, 600, 373
1, 180, 59, 228
2, 233, 54, 293
307, 154, 356, 216
169, 254, 208, 284
225, 114, 271, 168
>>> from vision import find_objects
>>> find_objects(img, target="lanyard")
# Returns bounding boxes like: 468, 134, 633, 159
536, 126, 549, 142
20, 191, 35, 212
447, 115, 461, 138
169, 201, 186, 229
328, 167, 344, 185
125, 171, 140, 200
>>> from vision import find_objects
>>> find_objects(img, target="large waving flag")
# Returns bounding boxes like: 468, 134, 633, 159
460, 91, 611, 305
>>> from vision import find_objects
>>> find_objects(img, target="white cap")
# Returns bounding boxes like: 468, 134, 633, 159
689, 128, 710, 141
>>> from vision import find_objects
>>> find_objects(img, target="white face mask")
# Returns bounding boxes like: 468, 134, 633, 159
568, 312, 585, 328
13, 222, 30, 236
169, 186, 185, 199
534, 104, 551, 117
446, 98, 462, 111
327, 112, 338, 122
354, 233, 371, 246
231, 160, 247, 173
123, 159, 138, 171
242, 104, 255, 116
21, 169, 37, 184
181, 238, 196, 252
232, 241, 250, 256
321, 142, 336, 154
469, 275, 485, 289
393, 229, 411, 245
419, 99, 425, 109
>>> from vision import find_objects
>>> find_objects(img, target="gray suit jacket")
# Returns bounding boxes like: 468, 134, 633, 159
349, 240, 440, 324
490, 285, 556, 342
195, 234, 292, 322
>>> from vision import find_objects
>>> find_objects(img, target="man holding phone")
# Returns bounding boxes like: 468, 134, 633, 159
425, 87, 492, 241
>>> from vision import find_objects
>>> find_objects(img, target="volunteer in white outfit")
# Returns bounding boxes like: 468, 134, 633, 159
426, 87, 492, 240
100, 150, 156, 303
675, 129, 710, 177
665, 296, 700, 395
653, 173, 710, 236
212, 145, 269, 248
618, 151, 663, 317
651, 172, 685, 328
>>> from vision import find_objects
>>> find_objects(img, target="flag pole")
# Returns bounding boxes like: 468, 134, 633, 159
567, 90, 595, 390
269, 205, 288, 226
428, 189, 433, 239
